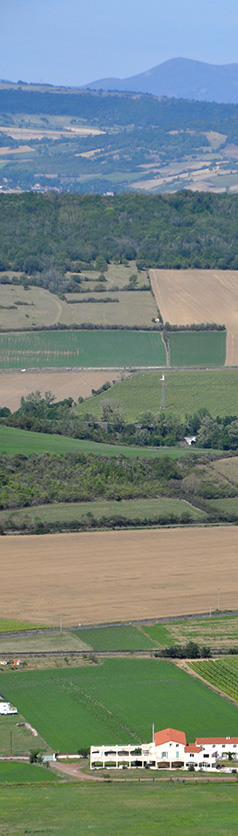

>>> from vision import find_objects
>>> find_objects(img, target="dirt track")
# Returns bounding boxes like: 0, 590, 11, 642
1, 528, 238, 626
150, 269, 238, 365
0, 370, 122, 411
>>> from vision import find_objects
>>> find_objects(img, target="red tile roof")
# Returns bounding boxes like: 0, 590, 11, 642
185, 744, 202, 753
196, 737, 238, 745
154, 728, 186, 746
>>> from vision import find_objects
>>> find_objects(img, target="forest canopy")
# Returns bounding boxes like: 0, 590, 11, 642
1, 192, 238, 277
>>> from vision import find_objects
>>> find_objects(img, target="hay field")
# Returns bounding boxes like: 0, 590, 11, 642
64, 291, 157, 327
0, 283, 155, 330
150, 269, 238, 365
0, 370, 122, 411
1, 528, 238, 626
0, 284, 63, 330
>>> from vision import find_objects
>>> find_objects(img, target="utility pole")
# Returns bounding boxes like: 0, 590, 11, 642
10, 730, 12, 755
160, 374, 166, 409
217, 587, 221, 611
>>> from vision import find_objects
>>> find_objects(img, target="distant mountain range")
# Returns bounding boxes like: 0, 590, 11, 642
83, 57, 238, 104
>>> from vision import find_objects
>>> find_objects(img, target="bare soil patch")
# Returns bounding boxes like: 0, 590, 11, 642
0, 370, 122, 411
150, 269, 238, 365
1, 527, 238, 626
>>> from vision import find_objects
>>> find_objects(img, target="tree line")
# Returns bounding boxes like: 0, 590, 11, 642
1, 193, 238, 283
2, 393, 238, 451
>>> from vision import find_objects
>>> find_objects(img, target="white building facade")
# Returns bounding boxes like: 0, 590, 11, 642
0, 702, 17, 715
90, 728, 238, 772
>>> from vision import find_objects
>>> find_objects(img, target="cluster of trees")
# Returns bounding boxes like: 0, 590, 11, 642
1, 193, 238, 283
0, 511, 195, 536
3, 394, 238, 451
0, 451, 180, 510
162, 641, 211, 658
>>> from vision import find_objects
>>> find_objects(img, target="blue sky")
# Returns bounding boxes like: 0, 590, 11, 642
2, 0, 238, 87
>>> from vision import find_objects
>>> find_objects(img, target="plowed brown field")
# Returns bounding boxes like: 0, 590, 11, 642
0, 370, 122, 411
150, 269, 238, 365
1, 527, 238, 626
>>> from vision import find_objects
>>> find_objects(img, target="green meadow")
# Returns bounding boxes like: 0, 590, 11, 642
76, 368, 238, 421
0, 762, 59, 783
0, 496, 205, 530
169, 331, 226, 367
0, 714, 50, 757
0, 329, 166, 369
1, 783, 238, 836
0, 425, 203, 458
3, 659, 238, 751
73, 625, 156, 651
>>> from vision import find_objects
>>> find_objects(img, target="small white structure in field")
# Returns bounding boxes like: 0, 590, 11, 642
0, 702, 18, 715
184, 435, 196, 446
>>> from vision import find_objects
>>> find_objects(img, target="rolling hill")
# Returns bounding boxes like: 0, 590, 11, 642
84, 57, 238, 104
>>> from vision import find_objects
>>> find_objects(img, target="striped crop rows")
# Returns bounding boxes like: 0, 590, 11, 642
190, 659, 238, 701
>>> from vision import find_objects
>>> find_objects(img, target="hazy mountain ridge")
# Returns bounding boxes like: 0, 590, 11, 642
84, 57, 238, 104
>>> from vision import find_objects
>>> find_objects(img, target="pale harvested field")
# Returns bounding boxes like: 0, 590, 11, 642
150, 269, 238, 365
1, 528, 238, 626
0, 145, 34, 155
0, 370, 122, 411
0, 274, 152, 330
0, 126, 103, 140
0, 284, 63, 330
